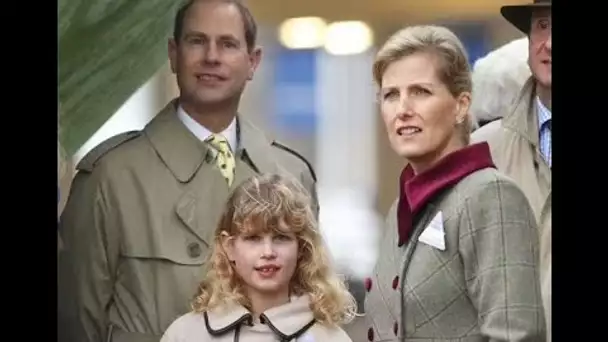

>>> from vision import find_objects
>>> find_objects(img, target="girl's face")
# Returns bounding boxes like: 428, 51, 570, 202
223, 224, 300, 300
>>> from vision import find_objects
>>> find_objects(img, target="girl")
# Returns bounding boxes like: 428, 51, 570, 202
161, 173, 356, 342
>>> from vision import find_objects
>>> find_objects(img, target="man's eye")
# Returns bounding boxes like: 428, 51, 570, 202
223, 41, 238, 48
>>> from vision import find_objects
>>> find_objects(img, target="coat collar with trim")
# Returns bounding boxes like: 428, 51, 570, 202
204, 295, 315, 339
144, 99, 279, 183
501, 76, 540, 148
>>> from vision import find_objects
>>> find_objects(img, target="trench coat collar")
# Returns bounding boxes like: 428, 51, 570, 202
204, 295, 315, 338
502, 76, 540, 149
235, 116, 279, 176
144, 99, 278, 183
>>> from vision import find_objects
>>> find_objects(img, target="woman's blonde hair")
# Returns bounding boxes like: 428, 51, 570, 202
373, 25, 474, 143
192, 173, 357, 326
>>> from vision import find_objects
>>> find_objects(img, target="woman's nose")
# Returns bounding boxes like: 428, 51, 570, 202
396, 98, 414, 119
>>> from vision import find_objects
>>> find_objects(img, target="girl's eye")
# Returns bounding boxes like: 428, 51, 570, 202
274, 234, 292, 241
243, 235, 260, 241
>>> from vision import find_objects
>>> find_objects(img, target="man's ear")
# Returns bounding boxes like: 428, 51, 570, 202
220, 231, 235, 261
247, 46, 263, 80
168, 38, 178, 74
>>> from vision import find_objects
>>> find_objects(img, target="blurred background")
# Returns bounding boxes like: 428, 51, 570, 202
59, 0, 528, 303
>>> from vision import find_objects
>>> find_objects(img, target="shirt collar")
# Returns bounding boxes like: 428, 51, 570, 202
536, 96, 551, 131
177, 105, 238, 151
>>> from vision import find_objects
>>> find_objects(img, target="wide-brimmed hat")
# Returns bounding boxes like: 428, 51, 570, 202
501, 0, 551, 34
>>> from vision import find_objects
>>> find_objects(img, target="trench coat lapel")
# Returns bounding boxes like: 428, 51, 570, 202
144, 99, 213, 183
144, 99, 224, 245
502, 78, 551, 193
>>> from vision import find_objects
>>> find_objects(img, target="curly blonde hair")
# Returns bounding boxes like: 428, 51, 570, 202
192, 173, 357, 326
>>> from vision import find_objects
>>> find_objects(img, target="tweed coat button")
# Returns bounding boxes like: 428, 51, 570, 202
187, 242, 201, 258
364, 277, 372, 292
392, 275, 399, 290
367, 327, 374, 341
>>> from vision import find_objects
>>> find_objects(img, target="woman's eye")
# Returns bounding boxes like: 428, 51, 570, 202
411, 87, 430, 96
383, 90, 398, 100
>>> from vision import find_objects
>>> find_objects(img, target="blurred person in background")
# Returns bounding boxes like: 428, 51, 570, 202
364, 25, 545, 341
161, 174, 356, 342
471, 1, 551, 340
470, 38, 530, 130
57, 1, 317, 342
319, 190, 381, 312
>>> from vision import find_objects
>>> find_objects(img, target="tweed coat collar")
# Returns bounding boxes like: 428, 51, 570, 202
396, 143, 496, 246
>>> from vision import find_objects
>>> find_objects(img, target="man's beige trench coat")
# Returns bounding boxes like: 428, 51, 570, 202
57, 100, 318, 342
364, 167, 546, 341
471, 77, 552, 342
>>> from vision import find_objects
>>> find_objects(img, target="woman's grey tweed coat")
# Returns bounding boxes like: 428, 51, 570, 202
364, 167, 546, 342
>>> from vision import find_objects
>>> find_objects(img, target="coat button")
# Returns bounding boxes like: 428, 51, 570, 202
364, 277, 372, 292
367, 327, 374, 341
392, 275, 399, 290
187, 242, 201, 258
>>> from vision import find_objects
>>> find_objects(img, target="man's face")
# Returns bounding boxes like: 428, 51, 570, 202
528, 8, 551, 89
168, 1, 261, 107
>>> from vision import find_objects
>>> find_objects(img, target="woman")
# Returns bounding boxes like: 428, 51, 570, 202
363, 25, 545, 341
161, 173, 356, 342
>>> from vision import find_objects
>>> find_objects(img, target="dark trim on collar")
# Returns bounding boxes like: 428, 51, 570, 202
204, 311, 253, 337
271, 141, 317, 182
259, 314, 316, 341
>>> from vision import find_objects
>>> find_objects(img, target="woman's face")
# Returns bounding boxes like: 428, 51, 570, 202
224, 226, 299, 300
379, 51, 469, 173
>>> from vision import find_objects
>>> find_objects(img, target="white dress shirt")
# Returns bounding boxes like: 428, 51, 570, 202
177, 105, 237, 151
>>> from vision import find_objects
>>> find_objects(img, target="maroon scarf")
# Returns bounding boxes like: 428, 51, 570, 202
397, 142, 496, 246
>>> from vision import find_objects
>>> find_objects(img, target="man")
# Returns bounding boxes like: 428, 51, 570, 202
471, 0, 551, 340
57, 1, 317, 341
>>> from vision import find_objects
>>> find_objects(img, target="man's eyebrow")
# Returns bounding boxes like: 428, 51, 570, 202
183, 31, 207, 39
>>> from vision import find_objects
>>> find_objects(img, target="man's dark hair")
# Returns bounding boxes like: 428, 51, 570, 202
173, 0, 258, 52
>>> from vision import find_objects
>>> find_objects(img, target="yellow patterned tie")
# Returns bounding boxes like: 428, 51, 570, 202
205, 134, 235, 186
